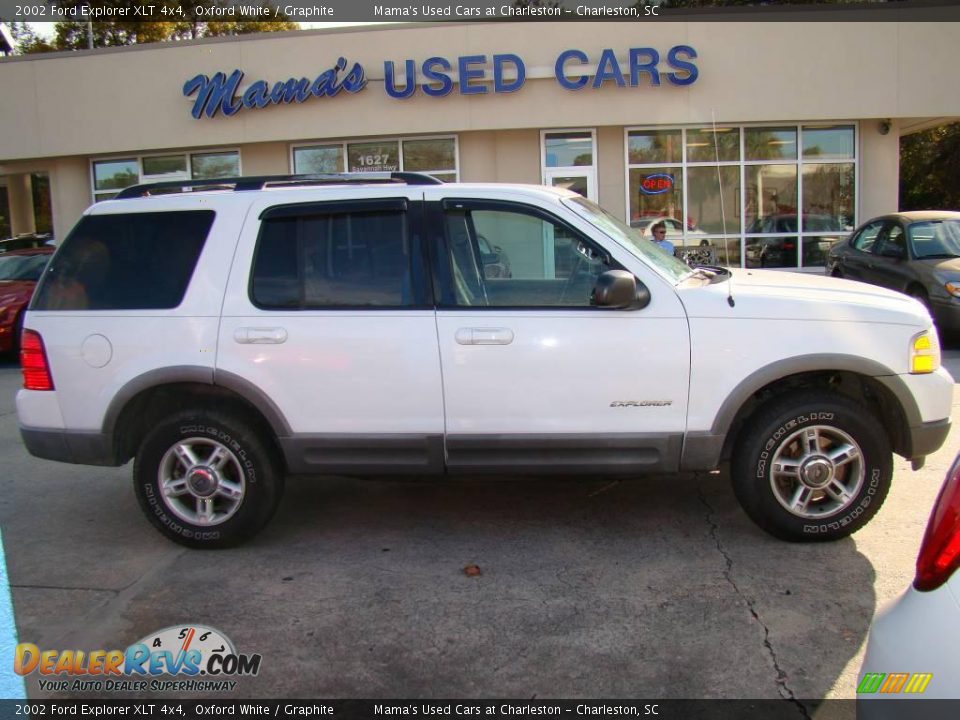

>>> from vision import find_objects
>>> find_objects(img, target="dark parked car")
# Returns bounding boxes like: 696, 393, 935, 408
745, 214, 846, 268
826, 211, 960, 332
0, 247, 54, 354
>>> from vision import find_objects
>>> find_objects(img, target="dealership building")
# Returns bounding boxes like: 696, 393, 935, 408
1, 18, 959, 270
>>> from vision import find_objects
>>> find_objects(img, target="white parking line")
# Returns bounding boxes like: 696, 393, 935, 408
0, 530, 25, 699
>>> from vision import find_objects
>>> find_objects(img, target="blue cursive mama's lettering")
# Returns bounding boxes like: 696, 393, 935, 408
183, 58, 367, 119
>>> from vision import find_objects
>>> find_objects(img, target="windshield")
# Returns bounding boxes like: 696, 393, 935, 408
0, 254, 51, 281
908, 219, 960, 259
563, 196, 692, 284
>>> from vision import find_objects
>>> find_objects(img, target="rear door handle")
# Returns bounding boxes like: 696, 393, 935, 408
234, 327, 288, 344
454, 327, 514, 345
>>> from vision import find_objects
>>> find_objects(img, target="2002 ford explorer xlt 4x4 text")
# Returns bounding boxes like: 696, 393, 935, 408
14, 173, 954, 548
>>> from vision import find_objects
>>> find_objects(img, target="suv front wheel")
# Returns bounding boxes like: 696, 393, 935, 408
133, 410, 284, 548
731, 391, 892, 542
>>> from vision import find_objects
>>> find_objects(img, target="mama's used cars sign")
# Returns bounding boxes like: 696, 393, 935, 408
183, 46, 698, 119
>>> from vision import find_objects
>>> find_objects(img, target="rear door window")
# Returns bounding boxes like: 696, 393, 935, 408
250, 199, 426, 309
32, 211, 214, 310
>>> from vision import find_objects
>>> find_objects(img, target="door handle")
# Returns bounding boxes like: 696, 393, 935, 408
454, 327, 514, 345
234, 327, 288, 344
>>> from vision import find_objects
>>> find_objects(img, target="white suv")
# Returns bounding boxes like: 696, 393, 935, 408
15, 174, 954, 548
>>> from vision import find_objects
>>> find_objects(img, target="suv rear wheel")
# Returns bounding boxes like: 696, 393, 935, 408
731, 391, 892, 542
133, 410, 283, 548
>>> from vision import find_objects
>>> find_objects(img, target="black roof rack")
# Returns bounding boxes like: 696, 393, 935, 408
114, 172, 443, 200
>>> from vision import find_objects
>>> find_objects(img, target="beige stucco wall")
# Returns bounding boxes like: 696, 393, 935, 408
596, 127, 626, 220
860, 119, 902, 221
1, 20, 957, 239
2, 21, 959, 161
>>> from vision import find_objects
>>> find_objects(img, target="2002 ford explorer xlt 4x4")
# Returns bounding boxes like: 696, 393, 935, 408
15, 173, 954, 548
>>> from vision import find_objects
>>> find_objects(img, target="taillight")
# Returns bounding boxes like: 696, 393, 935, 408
20, 329, 54, 391
914, 457, 960, 591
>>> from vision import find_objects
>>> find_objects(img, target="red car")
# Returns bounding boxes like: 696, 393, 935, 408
0, 247, 54, 355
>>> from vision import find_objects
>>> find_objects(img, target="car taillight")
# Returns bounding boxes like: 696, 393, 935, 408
20, 329, 54, 391
914, 457, 960, 591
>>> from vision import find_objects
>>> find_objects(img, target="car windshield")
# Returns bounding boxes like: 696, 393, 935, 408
0, 254, 50, 281
908, 219, 960, 259
564, 196, 692, 283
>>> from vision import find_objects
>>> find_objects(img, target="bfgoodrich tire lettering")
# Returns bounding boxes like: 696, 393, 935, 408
133, 410, 283, 548
731, 392, 892, 542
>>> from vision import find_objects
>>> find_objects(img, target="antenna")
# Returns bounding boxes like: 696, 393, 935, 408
711, 109, 729, 263
711, 109, 735, 307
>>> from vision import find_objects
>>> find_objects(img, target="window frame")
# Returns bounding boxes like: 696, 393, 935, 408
851, 219, 885, 255
90, 149, 241, 203
540, 128, 598, 202
430, 198, 623, 311
248, 198, 432, 312
624, 122, 859, 271
289, 135, 460, 180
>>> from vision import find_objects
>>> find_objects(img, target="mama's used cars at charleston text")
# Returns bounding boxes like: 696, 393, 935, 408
15, 174, 953, 547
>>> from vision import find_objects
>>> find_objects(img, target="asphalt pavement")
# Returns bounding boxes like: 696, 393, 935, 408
1, 352, 960, 702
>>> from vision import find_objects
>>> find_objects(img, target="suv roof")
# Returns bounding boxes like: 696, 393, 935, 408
112, 172, 445, 199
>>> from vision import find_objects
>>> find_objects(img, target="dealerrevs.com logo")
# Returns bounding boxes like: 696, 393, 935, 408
14, 625, 261, 693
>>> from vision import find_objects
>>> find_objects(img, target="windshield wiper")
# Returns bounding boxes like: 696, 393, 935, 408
917, 253, 960, 260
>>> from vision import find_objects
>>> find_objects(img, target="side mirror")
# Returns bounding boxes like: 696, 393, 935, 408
592, 270, 651, 310
880, 244, 905, 260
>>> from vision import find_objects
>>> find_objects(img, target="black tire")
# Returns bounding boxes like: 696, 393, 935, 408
133, 410, 284, 548
731, 392, 892, 542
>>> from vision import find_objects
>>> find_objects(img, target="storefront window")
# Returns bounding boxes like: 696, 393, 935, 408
625, 123, 857, 270
802, 163, 855, 231
686, 127, 740, 163
629, 167, 682, 223
628, 129, 681, 164
295, 136, 458, 180
191, 152, 240, 180
91, 150, 240, 202
544, 132, 593, 167
802, 126, 855, 160
142, 155, 188, 177
702, 237, 742, 268
746, 127, 797, 161
93, 159, 139, 193
348, 141, 400, 172
293, 145, 343, 174
402, 138, 456, 172
687, 166, 741, 234
745, 164, 798, 228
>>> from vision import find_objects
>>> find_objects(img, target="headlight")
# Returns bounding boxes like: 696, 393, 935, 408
910, 329, 941, 374
945, 281, 960, 298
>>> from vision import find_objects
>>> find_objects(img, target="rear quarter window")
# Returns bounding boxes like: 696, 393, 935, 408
32, 210, 214, 311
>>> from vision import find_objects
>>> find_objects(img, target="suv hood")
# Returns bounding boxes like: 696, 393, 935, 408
678, 268, 929, 326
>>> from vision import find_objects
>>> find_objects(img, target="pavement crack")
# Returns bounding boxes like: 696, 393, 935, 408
588, 480, 620, 498
695, 477, 810, 719
40, 548, 188, 649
